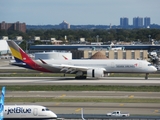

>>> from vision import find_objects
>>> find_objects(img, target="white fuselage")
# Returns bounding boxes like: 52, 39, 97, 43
38, 59, 157, 73
4, 105, 57, 120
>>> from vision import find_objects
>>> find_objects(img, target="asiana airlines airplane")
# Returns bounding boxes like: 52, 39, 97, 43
7, 40, 157, 79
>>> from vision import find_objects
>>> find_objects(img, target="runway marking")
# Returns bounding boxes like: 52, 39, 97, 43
55, 103, 60, 106
75, 108, 81, 112
119, 104, 124, 106
154, 110, 159, 113
129, 95, 134, 98
60, 94, 66, 98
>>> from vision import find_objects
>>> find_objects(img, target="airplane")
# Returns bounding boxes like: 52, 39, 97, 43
0, 87, 57, 119
7, 40, 157, 79
4, 105, 57, 119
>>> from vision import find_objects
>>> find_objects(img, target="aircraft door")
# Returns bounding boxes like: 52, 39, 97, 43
33, 108, 38, 116
111, 62, 115, 68
139, 62, 142, 68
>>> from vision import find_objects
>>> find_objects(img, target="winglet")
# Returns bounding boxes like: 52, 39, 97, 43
62, 55, 68, 60
39, 58, 47, 64
81, 108, 86, 120
0, 87, 5, 120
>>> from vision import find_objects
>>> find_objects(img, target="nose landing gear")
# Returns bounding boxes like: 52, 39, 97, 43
145, 73, 149, 80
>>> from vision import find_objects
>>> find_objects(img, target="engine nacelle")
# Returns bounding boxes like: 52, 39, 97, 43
87, 68, 104, 78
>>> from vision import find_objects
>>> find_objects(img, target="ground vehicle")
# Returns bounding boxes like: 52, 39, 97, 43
106, 111, 130, 117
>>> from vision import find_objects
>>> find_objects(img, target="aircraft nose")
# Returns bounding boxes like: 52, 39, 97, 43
51, 112, 57, 118
153, 66, 158, 72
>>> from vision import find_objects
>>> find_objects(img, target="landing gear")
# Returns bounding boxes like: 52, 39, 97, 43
75, 76, 87, 79
75, 71, 86, 79
145, 73, 149, 80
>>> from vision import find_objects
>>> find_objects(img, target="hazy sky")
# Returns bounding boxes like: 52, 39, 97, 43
0, 0, 159, 25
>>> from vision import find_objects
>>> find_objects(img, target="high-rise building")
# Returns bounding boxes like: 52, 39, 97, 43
120, 17, 129, 28
0, 21, 26, 33
144, 17, 151, 28
133, 17, 143, 28
59, 20, 70, 29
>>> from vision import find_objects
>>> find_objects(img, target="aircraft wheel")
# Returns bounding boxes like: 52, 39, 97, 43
75, 76, 87, 79
145, 73, 149, 80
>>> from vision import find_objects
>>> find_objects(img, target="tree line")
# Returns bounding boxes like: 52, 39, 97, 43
1, 29, 160, 43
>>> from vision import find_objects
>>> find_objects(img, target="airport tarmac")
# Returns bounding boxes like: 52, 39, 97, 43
0, 61, 160, 118
4, 102, 160, 116
2, 80, 160, 116
0, 77, 160, 86
5, 91, 160, 99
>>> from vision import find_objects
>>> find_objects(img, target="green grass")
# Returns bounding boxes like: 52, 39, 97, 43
1, 85, 160, 92
5, 97, 160, 103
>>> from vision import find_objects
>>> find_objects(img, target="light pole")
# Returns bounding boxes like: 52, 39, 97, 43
96, 35, 99, 43
148, 35, 151, 43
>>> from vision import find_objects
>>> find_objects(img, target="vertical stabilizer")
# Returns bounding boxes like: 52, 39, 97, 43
0, 87, 5, 120
7, 40, 32, 63
7, 40, 51, 72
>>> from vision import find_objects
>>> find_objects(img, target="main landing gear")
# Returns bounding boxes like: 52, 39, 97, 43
75, 76, 87, 79
145, 73, 149, 80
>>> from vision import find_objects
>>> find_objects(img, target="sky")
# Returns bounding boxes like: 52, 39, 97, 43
0, 0, 160, 25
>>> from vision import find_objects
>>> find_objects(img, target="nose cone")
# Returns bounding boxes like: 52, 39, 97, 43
153, 66, 157, 72
51, 112, 57, 118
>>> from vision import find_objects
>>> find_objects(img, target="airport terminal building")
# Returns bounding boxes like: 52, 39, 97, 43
29, 44, 156, 59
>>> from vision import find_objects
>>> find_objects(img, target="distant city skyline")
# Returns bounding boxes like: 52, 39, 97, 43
0, 0, 160, 25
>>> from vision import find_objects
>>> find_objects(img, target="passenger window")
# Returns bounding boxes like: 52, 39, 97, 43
46, 108, 49, 111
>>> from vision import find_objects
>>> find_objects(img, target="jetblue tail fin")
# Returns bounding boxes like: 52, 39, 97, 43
0, 87, 5, 120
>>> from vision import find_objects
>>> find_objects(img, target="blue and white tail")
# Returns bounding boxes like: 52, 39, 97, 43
0, 87, 5, 120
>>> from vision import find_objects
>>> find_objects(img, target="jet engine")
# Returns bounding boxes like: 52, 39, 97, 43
87, 68, 104, 78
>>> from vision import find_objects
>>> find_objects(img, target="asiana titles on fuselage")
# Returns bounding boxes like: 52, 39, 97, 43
116, 64, 137, 68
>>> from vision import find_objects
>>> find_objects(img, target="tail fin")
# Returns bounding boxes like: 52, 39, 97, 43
0, 87, 5, 120
7, 40, 52, 72
7, 40, 32, 63
7, 40, 36, 69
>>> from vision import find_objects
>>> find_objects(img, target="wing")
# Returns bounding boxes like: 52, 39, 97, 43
60, 64, 88, 73
38, 59, 106, 74
51, 64, 106, 74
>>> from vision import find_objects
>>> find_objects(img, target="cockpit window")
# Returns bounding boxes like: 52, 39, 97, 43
42, 108, 50, 111
148, 64, 153, 66
45, 108, 50, 111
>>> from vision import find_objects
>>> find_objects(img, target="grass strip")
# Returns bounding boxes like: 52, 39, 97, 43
5, 97, 160, 103
1, 85, 160, 92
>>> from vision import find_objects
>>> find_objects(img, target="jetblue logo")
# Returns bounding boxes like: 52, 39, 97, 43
7, 107, 31, 115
